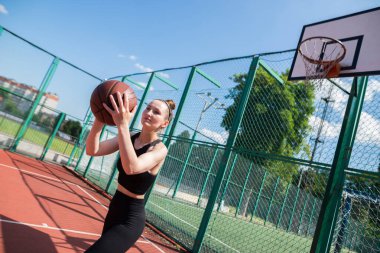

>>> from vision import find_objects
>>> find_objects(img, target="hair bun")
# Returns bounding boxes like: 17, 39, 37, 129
165, 99, 176, 111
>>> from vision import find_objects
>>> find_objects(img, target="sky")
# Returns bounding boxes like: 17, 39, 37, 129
0, 1, 379, 171
1, 1, 379, 78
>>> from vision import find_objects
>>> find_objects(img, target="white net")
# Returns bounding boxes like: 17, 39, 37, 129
298, 36, 346, 90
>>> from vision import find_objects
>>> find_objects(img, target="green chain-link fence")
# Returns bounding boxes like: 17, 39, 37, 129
1, 26, 379, 253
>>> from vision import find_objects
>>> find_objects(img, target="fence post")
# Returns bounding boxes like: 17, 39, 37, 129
287, 187, 300, 232
197, 147, 219, 206
83, 126, 107, 178
10, 57, 60, 151
40, 112, 66, 160
192, 56, 260, 253
172, 132, 197, 198
67, 108, 93, 166
235, 162, 253, 217
276, 182, 291, 228
144, 66, 197, 204
264, 176, 280, 225
217, 154, 238, 212
298, 193, 309, 234
334, 193, 351, 253
311, 76, 368, 253
250, 171, 267, 222
128, 73, 154, 130
105, 153, 120, 194
306, 198, 317, 236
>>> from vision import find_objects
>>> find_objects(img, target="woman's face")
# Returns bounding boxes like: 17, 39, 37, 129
141, 100, 169, 130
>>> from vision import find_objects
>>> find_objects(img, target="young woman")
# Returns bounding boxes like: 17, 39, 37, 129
85, 92, 175, 253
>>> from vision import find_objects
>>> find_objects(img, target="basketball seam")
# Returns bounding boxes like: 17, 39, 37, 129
103, 80, 120, 125
96, 85, 103, 109
90, 100, 101, 112
107, 80, 120, 102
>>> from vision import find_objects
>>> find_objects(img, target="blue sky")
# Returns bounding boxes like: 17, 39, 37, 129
0, 1, 379, 171
1, 1, 379, 78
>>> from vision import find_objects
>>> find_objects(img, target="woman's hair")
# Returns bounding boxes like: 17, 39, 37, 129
157, 99, 176, 121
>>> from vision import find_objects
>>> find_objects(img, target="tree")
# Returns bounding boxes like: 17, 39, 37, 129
169, 130, 191, 157
345, 168, 380, 241
221, 67, 315, 184
0, 88, 9, 104
4, 100, 24, 117
61, 119, 82, 140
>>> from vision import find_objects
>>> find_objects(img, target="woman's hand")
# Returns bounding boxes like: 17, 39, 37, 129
103, 91, 137, 127
93, 117, 105, 128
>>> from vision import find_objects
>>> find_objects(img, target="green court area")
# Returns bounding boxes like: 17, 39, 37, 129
0, 115, 79, 156
147, 193, 352, 253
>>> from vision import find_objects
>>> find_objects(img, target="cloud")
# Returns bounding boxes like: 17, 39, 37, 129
356, 112, 380, 144
129, 55, 137, 61
132, 62, 170, 79
136, 81, 154, 91
200, 128, 228, 144
135, 63, 154, 73
309, 115, 341, 139
0, 4, 8, 14
117, 54, 126, 58
309, 111, 380, 145
157, 72, 170, 79
365, 78, 380, 101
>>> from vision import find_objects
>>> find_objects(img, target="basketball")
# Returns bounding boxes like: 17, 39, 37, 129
326, 63, 341, 78
90, 80, 137, 125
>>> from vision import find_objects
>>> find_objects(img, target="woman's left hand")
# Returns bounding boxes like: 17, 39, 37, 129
103, 92, 137, 127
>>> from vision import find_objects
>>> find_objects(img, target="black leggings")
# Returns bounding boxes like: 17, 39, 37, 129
85, 190, 146, 253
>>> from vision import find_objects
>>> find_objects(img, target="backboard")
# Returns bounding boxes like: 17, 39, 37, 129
288, 7, 380, 80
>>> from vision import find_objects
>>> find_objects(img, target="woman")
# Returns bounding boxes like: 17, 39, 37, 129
85, 92, 175, 252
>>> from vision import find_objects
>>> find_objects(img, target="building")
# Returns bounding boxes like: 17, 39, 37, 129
0, 75, 59, 114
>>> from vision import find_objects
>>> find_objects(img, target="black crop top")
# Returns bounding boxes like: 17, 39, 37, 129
116, 132, 161, 195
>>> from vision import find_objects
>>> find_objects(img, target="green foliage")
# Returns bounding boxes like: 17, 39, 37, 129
221, 67, 315, 184
346, 173, 380, 240
4, 100, 24, 117
0, 87, 9, 101
61, 119, 82, 139
32, 112, 58, 128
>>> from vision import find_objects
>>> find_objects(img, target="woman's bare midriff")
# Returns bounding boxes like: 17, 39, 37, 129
117, 184, 145, 199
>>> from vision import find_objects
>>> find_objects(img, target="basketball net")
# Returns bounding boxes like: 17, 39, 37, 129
298, 36, 346, 90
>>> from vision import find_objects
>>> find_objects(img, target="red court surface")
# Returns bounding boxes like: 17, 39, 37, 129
0, 150, 183, 253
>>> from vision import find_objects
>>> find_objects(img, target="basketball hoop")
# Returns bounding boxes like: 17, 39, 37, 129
298, 36, 346, 89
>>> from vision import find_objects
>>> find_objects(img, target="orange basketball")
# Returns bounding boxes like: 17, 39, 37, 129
90, 80, 137, 125
326, 63, 341, 78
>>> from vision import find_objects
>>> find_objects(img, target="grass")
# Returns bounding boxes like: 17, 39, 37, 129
146, 193, 354, 253
0, 115, 81, 157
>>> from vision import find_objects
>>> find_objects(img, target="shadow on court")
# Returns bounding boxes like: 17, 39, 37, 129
0, 150, 184, 252
0, 215, 58, 253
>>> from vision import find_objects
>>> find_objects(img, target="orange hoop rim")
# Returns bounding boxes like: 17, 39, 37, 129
298, 36, 346, 66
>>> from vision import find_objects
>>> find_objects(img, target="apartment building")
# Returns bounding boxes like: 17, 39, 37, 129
0, 75, 59, 114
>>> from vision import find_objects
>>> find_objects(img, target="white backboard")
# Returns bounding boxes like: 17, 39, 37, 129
288, 7, 380, 80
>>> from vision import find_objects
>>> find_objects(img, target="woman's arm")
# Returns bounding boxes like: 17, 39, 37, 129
103, 92, 167, 174
117, 124, 167, 175
86, 119, 119, 156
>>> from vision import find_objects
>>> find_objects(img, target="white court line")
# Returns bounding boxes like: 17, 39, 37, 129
0, 219, 159, 245
141, 235, 166, 253
150, 202, 240, 253
0, 218, 101, 236
0, 163, 168, 252
76, 185, 109, 211
0, 163, 77, 186
77, 185, 167, 252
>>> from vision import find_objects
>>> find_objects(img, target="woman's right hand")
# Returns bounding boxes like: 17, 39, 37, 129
93, 117, 105, 128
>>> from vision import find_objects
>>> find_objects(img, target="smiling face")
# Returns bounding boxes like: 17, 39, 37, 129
141, 100, 170, 131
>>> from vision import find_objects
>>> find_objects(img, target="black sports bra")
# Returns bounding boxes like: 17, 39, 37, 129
116, 132, 161, 195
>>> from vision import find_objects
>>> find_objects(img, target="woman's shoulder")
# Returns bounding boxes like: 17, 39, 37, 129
151, 140, 168, 154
